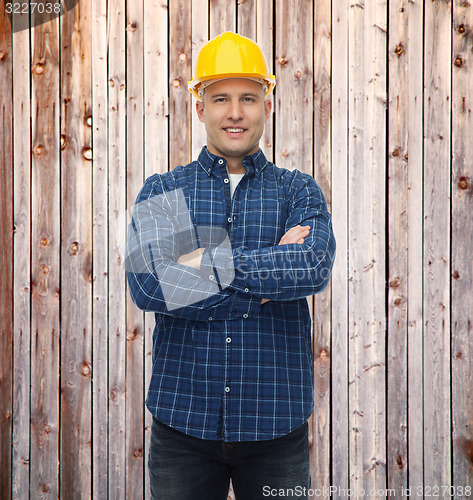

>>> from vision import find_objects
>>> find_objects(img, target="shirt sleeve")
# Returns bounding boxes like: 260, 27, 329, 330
207, 173, 336, 301
125, 176, 261, 320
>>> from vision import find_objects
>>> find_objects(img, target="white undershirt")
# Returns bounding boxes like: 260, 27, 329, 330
228, 173, 245, 198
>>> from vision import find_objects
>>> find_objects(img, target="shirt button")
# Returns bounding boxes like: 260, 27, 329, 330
226, 337, 232, 343
224, 178, 229, 183
244, 288, 249, 293
225, 386, 230, 393
209, 275, 214, 280
243, 313, 248, 319
208, 317, 213, 321
227, 217, 232, 223
218, 159, 224, 165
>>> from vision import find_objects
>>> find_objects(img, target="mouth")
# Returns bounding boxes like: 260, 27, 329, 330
223, 127, 246, 136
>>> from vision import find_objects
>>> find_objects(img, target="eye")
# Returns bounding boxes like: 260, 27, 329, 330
242, 97, 256, 102
213, 97, 227, 103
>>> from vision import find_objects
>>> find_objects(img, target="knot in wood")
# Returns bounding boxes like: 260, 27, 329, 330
319, 349, 329, 360
133, 448, 143, 458
458, 176, 468, 189
41, 265, 50, 275
172, 78, 181, 88
458, 24, 466, 34
34, 144, 44, 156
127, 328, 138, 341
455, 56, 463, 67
394, 297, 402, 306
60, 134, 67, 150
281, 149, 289, 158
295, 70, 302, 79
86, 116, 92, 127
34, 63, 45, 75
389, 277, 401, 288
392, 148, 400, 157
81, 362, 91, 377
82, 147, 93, 161
277, 57, 288, 66
453, 270, 460, 280
395, 43, 405, 57
40, 236, 51, 248
403, 153, 408, 162
70, 242, 79, 255
126, 22, 137, 32
0, 50, 8, 61
178, 51, 187, 62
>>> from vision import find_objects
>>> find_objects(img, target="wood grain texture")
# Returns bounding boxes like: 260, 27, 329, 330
387, 0, 408, 495
30, 13, 61, 500
423, 0, 452, 490
348, 0, 387, 496
91, 0, 109, 495
11, 10, 31, 500
210, 0, 236, 36
330, 0, 349, 496
170, 1, 192, 168
256, 0, 274, 161
0, 6, 13, 500
451, 0, 473, 492
108, 0, 127, 496
191, 0, 209, 160
126, 0, 145, 496
311, 0, 332, 493
275, 0, 313, 174
60, 1, 93, 496
143, 2, 169, 498
405, 0, 424, 496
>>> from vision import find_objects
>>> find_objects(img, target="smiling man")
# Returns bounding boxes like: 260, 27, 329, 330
125, 32, 336, 500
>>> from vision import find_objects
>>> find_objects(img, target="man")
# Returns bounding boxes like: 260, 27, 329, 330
125, 32, 336, 500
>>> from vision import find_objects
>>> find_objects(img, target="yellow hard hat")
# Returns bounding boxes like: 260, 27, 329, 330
188, 32, 276, 100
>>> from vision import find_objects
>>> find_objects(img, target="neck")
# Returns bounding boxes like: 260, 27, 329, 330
226, 157, 246, 174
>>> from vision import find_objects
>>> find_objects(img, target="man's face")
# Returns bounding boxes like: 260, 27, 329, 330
196, 78, 272, 163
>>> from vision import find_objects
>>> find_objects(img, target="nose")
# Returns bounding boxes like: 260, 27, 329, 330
227, 99, 243, 121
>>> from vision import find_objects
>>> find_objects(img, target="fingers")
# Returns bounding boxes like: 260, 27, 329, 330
278, 225, 311, 245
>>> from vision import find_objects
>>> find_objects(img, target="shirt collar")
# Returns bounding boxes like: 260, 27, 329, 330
197, 146, 268, 178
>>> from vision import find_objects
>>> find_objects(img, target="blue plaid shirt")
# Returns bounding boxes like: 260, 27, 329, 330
125, 147, 336, 442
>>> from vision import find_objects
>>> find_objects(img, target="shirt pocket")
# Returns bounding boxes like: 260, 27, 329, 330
240, 192, 288, 248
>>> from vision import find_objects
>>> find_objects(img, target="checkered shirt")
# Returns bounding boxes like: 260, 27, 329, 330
125, 147, 336, 442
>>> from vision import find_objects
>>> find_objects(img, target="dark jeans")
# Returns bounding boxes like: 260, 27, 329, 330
149, 417, 310, 500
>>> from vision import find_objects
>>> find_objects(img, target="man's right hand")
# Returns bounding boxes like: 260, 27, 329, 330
261, 225, 311, 305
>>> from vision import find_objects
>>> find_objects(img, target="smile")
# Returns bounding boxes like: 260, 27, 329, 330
224, 128, 245, 133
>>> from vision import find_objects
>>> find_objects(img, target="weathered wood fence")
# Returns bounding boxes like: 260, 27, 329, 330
1, 0, 472, 498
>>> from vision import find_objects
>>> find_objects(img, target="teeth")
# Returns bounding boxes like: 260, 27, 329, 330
226, 128, 244, 133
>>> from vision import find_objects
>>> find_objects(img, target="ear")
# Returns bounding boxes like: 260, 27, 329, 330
196, 100, 205, 123
264, 99, 272, 121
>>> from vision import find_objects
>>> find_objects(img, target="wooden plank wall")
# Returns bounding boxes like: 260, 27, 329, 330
1, 1, 473, 499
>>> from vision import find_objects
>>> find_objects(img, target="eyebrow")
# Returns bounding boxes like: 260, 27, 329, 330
208, 92, 262, 99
